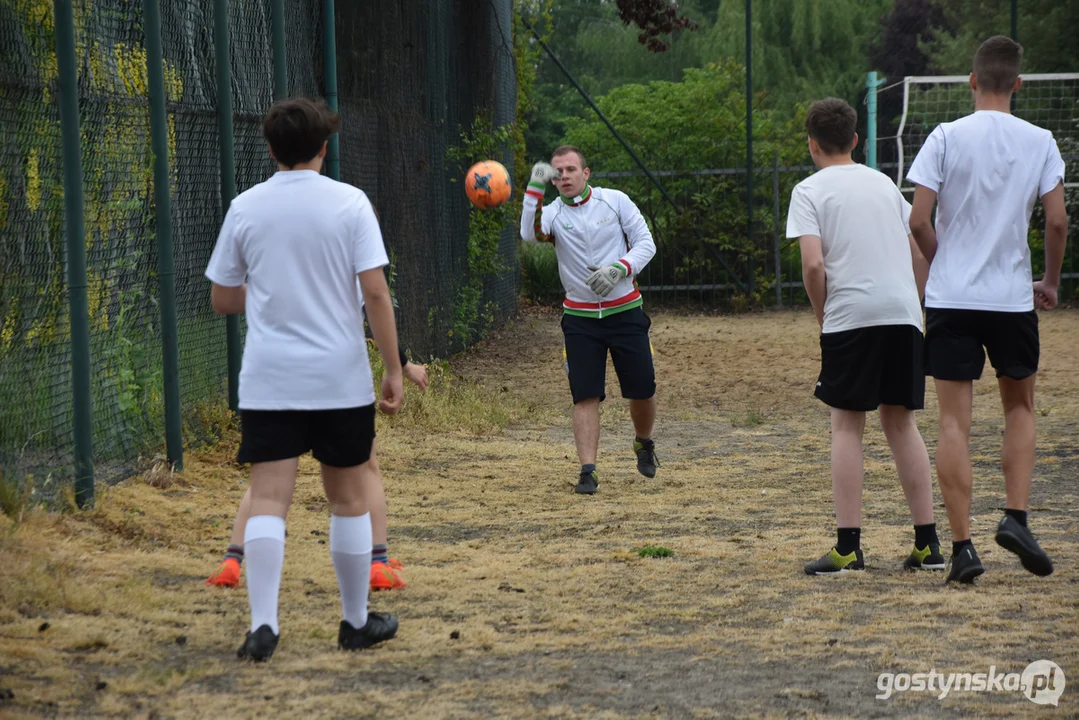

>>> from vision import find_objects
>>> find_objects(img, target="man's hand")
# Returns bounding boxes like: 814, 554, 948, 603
585, 264, 627, 297
403, 361, 429, 390
1034, 280, 1058, 310
379, 372, 404, 415
530, 162, 559, 185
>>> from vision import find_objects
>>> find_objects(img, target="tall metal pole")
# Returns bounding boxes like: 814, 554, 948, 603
53, 0, 94, 507
1010, 0, 1018, 115
323, 0, 339, 180
745, 0, 754, 296
143, 0, 184, 471
772, 149, 781, 307
215, 0, 241, 411
866, 71, 885, 170
271, 0, 287, 100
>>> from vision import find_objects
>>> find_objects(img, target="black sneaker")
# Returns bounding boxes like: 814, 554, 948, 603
338, 613, 399, 651
803, 547, 864, 575
945, 545, 985, 584
237, 624, 278, 662
903, 543, 946, 571
994, 515, 1054, 577
575, 470, 598, 495
633, 437, 659, 478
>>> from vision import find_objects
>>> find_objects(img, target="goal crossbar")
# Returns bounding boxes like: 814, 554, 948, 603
895, 72, 1079, 188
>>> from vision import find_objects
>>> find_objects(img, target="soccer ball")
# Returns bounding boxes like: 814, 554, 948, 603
465, 160, 512, 208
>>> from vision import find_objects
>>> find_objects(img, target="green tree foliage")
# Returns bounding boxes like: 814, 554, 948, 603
562, 61, 807, 300
699, 0, 889, 116
923, 0, 1079, 74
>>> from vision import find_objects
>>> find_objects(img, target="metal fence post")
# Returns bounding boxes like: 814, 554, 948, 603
271, 0, 287, 99
745, 0, 754, 296
214, 0, 241, 412
323, 0, 339, 180
866, 71, 884, 170
143, 0, 184, 471
773, 149, 781, 306
53, 0, 94, 506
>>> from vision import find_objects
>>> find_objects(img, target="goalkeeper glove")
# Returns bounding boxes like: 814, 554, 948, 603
585, 263, 628, 297
530, 162, 559, 184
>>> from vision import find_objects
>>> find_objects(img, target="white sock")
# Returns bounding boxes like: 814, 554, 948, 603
330, 513, 373, 629
244, 515, 286, 635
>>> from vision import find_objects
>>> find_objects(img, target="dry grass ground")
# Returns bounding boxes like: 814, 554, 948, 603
1, 307, 1077, 719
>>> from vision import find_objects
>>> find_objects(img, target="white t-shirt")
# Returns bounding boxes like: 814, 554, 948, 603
786, 163, 922, 334
906, 111, 1066, 312
205, 170, 389, 410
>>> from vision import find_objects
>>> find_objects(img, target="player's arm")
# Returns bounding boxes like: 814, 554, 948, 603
617, 193, 657, 273
1035, 181, 1068, 309
799, 235, 826, 328
584, 192, 656, 297
520, 162, 557, 243
909, 186, 938, 264
206, 205, 247, 315
354, 194, 403, 413
909, 235, 929, 301
361, 306, 428, 390
210, 283, 246, 315
359, 268, 403, 414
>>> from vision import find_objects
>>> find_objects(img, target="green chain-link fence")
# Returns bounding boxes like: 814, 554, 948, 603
0, 0, 518, 493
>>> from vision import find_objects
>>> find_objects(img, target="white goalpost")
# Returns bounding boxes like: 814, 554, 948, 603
893, 72, 1079, 191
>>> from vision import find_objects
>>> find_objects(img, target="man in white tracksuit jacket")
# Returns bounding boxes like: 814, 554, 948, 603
520, 145, 659, 495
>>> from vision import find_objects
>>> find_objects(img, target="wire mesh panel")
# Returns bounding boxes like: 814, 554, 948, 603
337, 0, 517, 359
0, 1, 74, 483
0, 0, 516, 487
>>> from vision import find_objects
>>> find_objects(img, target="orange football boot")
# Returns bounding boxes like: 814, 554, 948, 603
206, 557, 241, 587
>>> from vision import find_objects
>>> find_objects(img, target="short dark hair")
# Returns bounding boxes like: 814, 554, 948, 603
973, 35, 1023, 94
552, 145, 587, 169
262, 98, 341, 167
805, 98, 857, 155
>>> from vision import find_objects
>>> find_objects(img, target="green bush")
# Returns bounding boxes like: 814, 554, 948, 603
519, 242, 563, 305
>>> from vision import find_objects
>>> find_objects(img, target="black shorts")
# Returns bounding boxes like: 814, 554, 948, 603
237, 405, 376, 467
816, 324, 925, 412
924, 309, 1039, 381
561, 307, 656, 404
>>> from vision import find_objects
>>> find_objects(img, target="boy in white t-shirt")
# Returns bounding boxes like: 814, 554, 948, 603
205, 98, 403, 661
907, 36, 1068, 584
787, 98, 941, 576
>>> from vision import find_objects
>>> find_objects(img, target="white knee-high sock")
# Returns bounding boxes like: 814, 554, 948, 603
244, 515, 286, 635
330, 513, 373, 629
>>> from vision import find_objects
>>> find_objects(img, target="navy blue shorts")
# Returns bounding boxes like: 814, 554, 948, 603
561, 307, 656, 404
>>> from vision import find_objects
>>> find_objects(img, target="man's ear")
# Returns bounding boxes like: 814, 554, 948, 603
1013, 76, 1023, 94
268, 144, 277, 161
318, 141, 328, 159
969, 72, 978, 93
849, 132, 859, 155
583, 167, 591, 182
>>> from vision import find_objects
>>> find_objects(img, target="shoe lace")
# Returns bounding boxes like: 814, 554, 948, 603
639, 443, 660, 467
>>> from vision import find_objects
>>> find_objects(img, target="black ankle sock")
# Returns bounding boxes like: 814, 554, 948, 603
914, 523, 939, 549
836, 528, 861, 556
1004, 508, 1028, 527
225, 544, 244, 564
952, 539, 973, 556
581, 463, 596, 475
636, 435, 652, 445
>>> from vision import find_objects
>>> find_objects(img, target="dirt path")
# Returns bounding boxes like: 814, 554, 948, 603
1, 308, 1076, 718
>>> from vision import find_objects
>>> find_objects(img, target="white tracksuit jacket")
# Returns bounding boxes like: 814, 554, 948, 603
519, 183, 656, 318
